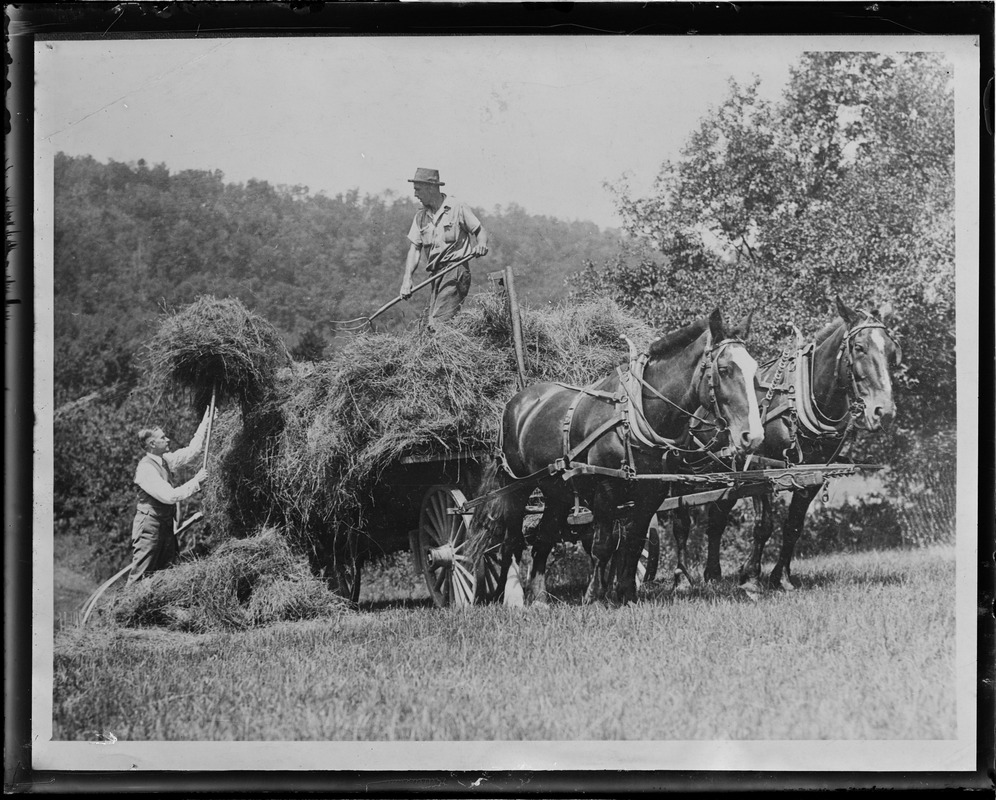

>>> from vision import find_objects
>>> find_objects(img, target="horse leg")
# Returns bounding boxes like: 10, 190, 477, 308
583, 484, 619, 604
527, 501, 563, 606
703, 498, 735, 583
768, 487, 818, 591
672, 505, 695, 590
738, 494, 773, 594
496, 489, 529, 606
614, 506, 657, 605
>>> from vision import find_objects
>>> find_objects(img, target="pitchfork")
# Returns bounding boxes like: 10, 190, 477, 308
332, 252, 478, 333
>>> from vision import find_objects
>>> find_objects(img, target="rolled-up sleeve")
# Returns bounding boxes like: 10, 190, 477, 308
460, 204, 483, 236
135, 460, 201, 505
407, 214, 424, 248
167, 413, 210, 470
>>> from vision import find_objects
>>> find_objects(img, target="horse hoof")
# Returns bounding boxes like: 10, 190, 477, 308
767, 573, 795, 592
503, 588, 525, 608
738, 580, 762, 601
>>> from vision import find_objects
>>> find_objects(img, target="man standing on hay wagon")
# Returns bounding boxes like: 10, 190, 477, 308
400, 167, 490, 330
128, 408, 212, 584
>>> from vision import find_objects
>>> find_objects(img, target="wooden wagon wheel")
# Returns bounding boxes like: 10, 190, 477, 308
415, 485, 481, 608
474, 538, 503, 603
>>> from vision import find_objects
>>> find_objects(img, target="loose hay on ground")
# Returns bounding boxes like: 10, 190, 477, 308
112, 527, 348, 632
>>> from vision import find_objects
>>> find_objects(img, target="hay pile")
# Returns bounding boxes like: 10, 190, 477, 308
462, 292, 656, 385
146, 296, 290, 411
112, 527, 348, 632
185, 294, 656, 558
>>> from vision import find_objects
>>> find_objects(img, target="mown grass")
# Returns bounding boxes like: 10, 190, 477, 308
53, 545, 955, 741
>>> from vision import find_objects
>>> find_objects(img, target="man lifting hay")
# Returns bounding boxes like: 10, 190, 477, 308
129, 410, 212, 583
131, 297, 291, 584
399, 168, 490, 330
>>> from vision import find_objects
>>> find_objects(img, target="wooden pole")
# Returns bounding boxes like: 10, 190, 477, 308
202, 385, 217, 471
504, 264, 528, 389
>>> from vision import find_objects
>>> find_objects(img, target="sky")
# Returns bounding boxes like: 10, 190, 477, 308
35, 36, 812, 230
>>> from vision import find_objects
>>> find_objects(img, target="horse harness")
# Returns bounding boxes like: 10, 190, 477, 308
549, 336, 747, 481
758, 319, 889, 465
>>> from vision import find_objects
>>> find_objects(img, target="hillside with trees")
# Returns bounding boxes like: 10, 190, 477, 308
51, 154, 623, 577
53, 152, 622, 407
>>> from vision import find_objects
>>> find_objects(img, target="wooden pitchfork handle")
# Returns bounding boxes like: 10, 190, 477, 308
202, 385, 217, 471
368, 252, 478, 324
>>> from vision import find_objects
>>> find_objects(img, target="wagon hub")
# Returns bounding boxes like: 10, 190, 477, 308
426, 543, 456, 569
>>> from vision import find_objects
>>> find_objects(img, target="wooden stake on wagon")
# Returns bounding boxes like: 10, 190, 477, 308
504, 264, 528, 389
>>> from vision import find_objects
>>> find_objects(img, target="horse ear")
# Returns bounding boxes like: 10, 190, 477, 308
892, 341, 903, 366
835, 296, 860, 326
729, 309, 754, 340
707, 307, 724, 346
877, 300, 894, 322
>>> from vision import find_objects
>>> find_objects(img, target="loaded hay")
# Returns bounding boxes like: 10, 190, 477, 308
146, 295, 290, 412
178, 293, 656, 578
112, 526, 348, 632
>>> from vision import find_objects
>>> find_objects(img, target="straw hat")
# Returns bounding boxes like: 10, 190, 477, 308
407, 167, 444, 185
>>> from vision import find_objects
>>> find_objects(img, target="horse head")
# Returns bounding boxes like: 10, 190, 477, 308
695, 308, 764, 456
834, 296, 901, 431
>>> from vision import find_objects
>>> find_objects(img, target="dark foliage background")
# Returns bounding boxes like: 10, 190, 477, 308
570, 52, 959, 541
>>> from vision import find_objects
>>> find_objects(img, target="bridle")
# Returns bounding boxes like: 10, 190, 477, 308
769, 314, 896, 467
622, 335, 750, 455
814, 318, 893, 430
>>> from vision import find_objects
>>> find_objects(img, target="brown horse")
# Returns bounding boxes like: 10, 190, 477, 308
482, 309, 764, 606
672, 297, 901, 593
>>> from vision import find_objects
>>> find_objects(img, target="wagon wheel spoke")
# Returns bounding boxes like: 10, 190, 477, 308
475, 542, 503, 602
426, 494, 447, 545
416, 485, 476, 609
451, 558, 477, 606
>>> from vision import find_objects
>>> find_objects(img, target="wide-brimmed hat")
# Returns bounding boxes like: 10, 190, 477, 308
407, 167, 444, 186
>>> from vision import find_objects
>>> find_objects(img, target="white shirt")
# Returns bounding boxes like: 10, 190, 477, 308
134, 413, 210, 505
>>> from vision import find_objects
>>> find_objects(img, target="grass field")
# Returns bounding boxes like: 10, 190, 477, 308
53, 544, 956, 741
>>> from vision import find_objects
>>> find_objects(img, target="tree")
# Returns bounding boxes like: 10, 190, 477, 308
579, 52, 956, 433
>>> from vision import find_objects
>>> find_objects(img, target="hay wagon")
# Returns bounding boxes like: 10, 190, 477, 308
346, 268, 879, 608
373, 447, 879, 608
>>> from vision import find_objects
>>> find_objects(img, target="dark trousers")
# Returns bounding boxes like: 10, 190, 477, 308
426, 264, 472, 330
127, 507, 178, 584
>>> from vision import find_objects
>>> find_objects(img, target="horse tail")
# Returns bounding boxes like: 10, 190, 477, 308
467, 458, 517, 566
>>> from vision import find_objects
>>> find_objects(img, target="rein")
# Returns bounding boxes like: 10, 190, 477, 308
497, 334, 745, 483
621, 337, 744, 454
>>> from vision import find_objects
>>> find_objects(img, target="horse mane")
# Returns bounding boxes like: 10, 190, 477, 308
647, 317, 709, 359
814, 307, 876, 346
812, 319, 842, 346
